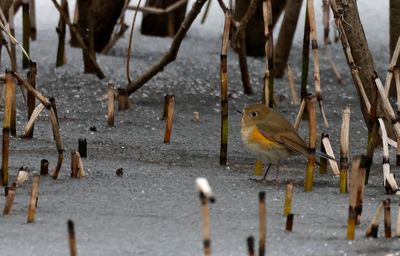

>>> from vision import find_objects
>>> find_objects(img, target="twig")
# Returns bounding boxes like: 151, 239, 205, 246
51, 0, 105, 79
68, 220, 77, 256
126, 0, 209, 94
321, 133, 340, 176
164, 95, 175, 144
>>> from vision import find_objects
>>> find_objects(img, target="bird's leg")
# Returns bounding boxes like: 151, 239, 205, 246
250, 163, 272, 182
273, 164, 280, 181
262, 163, 272, 180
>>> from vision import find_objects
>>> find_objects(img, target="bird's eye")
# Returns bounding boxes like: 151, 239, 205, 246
251, 112, 258, 118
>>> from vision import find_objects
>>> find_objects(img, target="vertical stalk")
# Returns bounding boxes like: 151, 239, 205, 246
164, 95, 175, 144
247, 236, 255, 256
262, 0, 274, 107
347, 156, 361, 240
304, 95, 316, 192
283, 180, 293, 216
384, 198, 392, 238
9, 5, 17, 71
219, 12, 231, 166
301, 6, 310, 99
258, 191, 266, 256
10, 73, 16, 137
3, 185, 16, 215
340, 107, 350, 193
22, 0, 30, 69
27, 175, 40, 223
1, 72, 14, 187
322, 0, 331, 46
68, 220, 78, 256
107, 82, 115, 127
56, 0, 68, 67
29, 0, 37, 40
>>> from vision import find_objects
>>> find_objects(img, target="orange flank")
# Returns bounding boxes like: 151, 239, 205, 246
248, 127, 278, 149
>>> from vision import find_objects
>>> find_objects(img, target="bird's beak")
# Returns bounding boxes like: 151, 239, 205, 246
236, 110, 243, 114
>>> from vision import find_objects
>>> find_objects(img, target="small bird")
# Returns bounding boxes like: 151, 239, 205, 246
240, 103, 332, 180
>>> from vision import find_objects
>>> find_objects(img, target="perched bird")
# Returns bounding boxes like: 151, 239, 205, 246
240, 103, 333, 180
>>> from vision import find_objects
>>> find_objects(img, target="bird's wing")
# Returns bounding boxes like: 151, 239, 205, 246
256, 112, 309, 156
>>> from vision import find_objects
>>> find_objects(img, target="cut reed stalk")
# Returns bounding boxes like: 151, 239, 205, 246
195, 178, 215, 256
78, 138, 87, 158
356, 155, 367, 225
68, 220, 77, 256
164, 95, 175, 144
384, 198, 392, 238
219, 12, 230, 165
285, 213, 294, 232
27, 175, 39, 223
347, 156, 361, 240
1, 72, 13, 187
3, 185, 16, 215
304, 95, 317, 192
40, 159, 49, 176
340, 107, 350, 193
247, 236, 255, 256
107, 82, 115, 127
259, 191, 266, 256
365, 201, 383, 238
117, 88, 130, 111
283, 180, 293, 216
